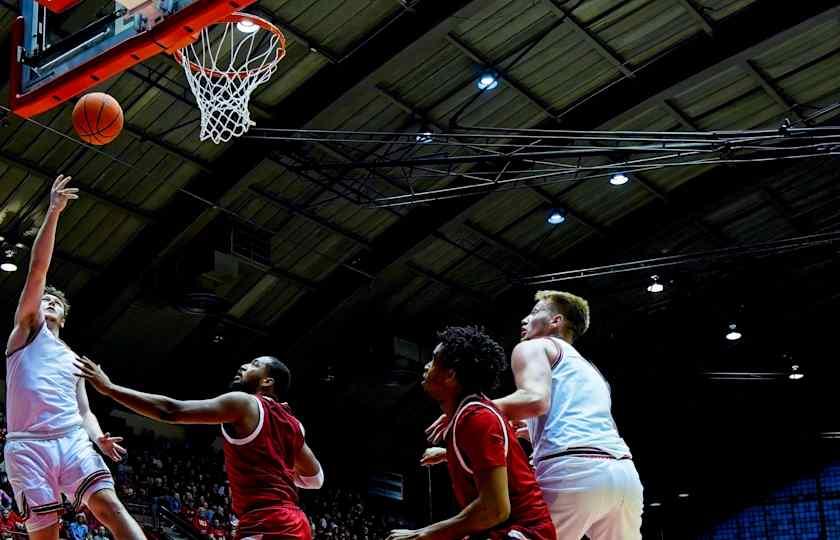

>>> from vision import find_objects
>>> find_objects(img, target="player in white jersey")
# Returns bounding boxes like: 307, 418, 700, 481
427, 290, 643, 539
4, 175, 145, 540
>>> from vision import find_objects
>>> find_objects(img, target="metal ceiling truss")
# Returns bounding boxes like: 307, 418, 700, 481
271, 0, 840, 354
249, 123, 840, 207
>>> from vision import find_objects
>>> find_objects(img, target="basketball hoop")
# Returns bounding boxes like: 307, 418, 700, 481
174, 13, 285, 144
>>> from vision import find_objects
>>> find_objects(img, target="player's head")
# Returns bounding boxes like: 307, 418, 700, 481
230, 356, 291, 399
521, 290, 589, 343
422, 326, 506, 402
42, 285, 70, 328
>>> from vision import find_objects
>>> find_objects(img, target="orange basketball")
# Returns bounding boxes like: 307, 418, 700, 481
72, 92, 124, 145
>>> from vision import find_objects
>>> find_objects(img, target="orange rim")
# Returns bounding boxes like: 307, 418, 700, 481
172, 12, 286, 79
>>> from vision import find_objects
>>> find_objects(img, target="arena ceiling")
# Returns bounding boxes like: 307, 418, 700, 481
1, 0, 840, 531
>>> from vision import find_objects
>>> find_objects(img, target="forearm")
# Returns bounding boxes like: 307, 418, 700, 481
493, 389, 548, 421
103, 383, 182, 423
421, 498, 507, 540
29, 208, 60, 273
81, 411, 105, 441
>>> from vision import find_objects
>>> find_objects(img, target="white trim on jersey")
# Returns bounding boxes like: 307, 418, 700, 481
451, 396, 509, 476
221, 394, 264, 445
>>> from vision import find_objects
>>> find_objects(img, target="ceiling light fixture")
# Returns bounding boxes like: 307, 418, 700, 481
609, 173, 629, 186
789, 364, 804, 380
725, 323, 742, 341
0, 262, 17, 272
547, 209, 566, 225
416, 132, 433, 144
476, 71, 499, 91
678, 492, 690, 498
646, 275, 664, 293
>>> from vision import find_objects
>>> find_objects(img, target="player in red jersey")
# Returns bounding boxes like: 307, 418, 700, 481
388, 326, 555, 540
75, 355, 323, 540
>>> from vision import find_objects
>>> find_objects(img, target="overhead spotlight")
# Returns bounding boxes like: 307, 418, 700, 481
14, 243, 25, 249
609, 173, 629, 186
725, 323, 742, 341
212, 334, 224, 344
476, 71, 499, 91
416, 132, 433, 144
648, 502, 662, 508
646, 275, 664, 293
236, 19, 259, 33
789, 364, 804, 380
2, 248, 18, 272
547, 209, 566, 225
677, 492, 690, 498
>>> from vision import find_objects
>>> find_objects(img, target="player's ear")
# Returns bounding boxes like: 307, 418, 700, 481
261, 376, 274, 389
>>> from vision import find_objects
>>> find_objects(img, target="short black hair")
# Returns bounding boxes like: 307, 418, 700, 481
263, 356, 291, 399
436, 326, 507, 395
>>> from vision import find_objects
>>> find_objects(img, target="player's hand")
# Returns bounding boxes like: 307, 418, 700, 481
425, 413, 449, 444
419, 447, 447, 467
512, 420, 530, 442
386, 529, 427, 540
96, 432, 126, 462
49, 175, 78, 213
74, 355, 113, 395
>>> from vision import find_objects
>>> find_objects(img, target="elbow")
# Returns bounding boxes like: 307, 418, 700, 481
483, 499, 511, 527
156, 400, 182, 423
533, 395, 550, 416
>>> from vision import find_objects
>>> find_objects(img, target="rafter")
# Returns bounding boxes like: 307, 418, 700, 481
675, 0, 714, 36
740, 59, 805, 123
0, 151, 156, 224
446, 33, 557, 120
542, 0, 635, 78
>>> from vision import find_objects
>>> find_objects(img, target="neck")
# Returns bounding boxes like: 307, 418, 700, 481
45, 320, 61, 338
439, 394, 461, 417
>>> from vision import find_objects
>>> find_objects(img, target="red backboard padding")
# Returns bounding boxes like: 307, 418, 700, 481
10, 0, 256, 118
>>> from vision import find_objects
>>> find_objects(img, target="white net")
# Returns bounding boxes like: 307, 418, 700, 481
176, 16, 285, 144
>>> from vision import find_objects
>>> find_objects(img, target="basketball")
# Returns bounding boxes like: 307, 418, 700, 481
72, 92, 124, 145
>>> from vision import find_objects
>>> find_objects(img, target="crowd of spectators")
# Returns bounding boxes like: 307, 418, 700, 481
0, 411, 409, 540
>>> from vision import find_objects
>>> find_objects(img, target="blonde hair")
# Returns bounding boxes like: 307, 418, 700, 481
534, 290, 590, 340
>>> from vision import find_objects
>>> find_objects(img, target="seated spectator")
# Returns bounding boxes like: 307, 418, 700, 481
93, 525, 110, 540
68, 513, 89, 540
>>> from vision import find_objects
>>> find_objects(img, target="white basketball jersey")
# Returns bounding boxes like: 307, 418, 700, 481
526, 337, 631, 461
5, 323, 83, 436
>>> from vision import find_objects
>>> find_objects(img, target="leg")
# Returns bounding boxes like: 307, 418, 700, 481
25, 520, 60, 540
86, 488, 145, 540
585, 461, 643, 540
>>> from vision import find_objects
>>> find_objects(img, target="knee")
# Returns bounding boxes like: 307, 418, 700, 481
89, 492, 127, 522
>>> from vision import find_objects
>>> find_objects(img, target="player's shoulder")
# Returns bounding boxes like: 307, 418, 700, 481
456, 401, 503, 429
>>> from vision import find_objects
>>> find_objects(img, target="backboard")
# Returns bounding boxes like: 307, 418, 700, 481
10, 0, 257, 118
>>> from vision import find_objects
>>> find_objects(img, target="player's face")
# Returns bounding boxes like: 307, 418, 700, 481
230, 358, 266, 393
422, 344, 455, 400
521, 300, 558, 341
41, 293, 66, 326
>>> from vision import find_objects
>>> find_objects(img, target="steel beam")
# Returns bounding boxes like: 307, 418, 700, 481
0, 151, 156, 224
249, 185, 373, 250
446, 33, 557, 120
741, 59, 805, 124
675, 0, 714, 36
542, 0, 635, 78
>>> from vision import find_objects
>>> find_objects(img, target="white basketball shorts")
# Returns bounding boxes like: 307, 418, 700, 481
536, 455, 643, 540
3, 427, 114, 532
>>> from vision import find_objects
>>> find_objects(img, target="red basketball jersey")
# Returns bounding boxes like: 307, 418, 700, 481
444, 395, 556, 540
222, 395, 309, 538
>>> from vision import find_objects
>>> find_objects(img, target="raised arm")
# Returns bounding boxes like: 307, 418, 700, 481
7, 175, 77, 353
492, 340, 552, 421
75, 355, 256, 426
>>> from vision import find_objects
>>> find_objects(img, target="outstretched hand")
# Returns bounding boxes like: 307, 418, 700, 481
425, 413, 450, 444
49, 175, 78, 213
419, 447, 447, 467
74, 355, 113, 395
96, 432, 126, 462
